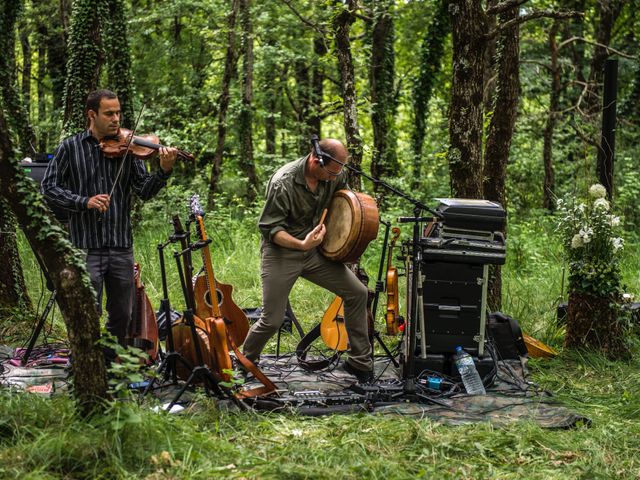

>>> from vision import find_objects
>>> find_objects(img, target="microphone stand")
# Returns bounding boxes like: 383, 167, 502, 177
337, 160, 440, 394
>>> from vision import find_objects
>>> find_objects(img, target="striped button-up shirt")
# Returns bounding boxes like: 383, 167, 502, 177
41, 129, 170, 249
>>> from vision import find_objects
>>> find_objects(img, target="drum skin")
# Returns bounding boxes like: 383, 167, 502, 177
320, 190, 379, 263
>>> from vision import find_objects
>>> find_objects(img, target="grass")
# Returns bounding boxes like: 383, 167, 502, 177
2, 198, 640, 479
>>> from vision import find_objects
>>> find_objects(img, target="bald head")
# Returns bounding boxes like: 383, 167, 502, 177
318, 138, 349, 165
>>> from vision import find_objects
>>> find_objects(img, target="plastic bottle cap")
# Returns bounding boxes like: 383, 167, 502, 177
455, 346, 462, 352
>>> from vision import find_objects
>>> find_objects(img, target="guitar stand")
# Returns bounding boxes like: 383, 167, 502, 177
164, 240, 242, 411
141, 238, 192, 397
275, 300, 305, 358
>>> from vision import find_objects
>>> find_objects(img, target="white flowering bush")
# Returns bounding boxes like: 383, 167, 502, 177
556, 184, 624, 296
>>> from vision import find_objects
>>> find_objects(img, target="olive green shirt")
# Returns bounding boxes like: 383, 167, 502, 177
258, 155, 348, 243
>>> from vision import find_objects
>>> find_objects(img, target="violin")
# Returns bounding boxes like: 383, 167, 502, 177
127, 263, 159, 362
385, 227, 401, 335
99, 127, 195, 161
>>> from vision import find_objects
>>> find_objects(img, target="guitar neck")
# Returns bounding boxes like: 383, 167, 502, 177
196, 215, 223, 318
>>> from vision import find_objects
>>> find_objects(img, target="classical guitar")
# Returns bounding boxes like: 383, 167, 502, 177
190, 195, 250, 348
385, 227, 401, 335
320, 264, 374, 351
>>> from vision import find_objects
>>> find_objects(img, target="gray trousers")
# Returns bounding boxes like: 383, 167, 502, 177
85, 247, 135, 346
242, 243, 373, 371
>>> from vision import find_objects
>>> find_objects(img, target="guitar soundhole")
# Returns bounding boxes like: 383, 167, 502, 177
205, 289, 224, 308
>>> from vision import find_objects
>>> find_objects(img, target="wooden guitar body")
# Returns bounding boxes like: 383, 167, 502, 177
193, 275, 249, 347
128, 263, 159, 362
170, 314, 212, 381
320, 296, 349, 352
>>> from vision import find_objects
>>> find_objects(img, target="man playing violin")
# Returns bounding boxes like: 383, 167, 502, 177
41, 89, 178, 350
242, 138, 374, 383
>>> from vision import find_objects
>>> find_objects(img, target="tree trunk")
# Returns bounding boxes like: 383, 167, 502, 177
411, 0, 450, 176
543, 20, 561, 211
448, 0, 486, 199
263, 36, 278, 157
369, 0, 398, 191
0, 110, 108, 415
0, 0, 36, 156
0, 201, 32, 316
20, 27, 31, 127
309, 35, 327, 138
37, 40, 48, 152
482, 0, 497, 113
333, 0, 363, 189
566, 290, 629, 359
482, 5, 520, 312
208, 0, 239, 209
584, 0, 622, 119
238, 0, 258, 204
102, 0, 135, 129
47, 0, 70, 111
62, 0, 104, 135
294, 58, 311, 153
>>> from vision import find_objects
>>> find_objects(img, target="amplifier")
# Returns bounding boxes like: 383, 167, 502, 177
20, 159, 68, 224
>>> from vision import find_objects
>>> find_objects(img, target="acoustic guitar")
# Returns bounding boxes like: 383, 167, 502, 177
320, 264, 374, 352
189, 195, 237, 381
190, 195, 250, 348
165, 215, 222, 381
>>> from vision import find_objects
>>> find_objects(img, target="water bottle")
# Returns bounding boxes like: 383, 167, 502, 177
454, 346, 486, 395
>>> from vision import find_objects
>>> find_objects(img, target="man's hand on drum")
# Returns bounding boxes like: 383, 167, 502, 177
302, 223, 326, 250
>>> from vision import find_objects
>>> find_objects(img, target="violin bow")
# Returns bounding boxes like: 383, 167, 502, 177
108, 103, 146, 199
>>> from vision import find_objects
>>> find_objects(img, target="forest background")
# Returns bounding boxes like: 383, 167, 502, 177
0, 0, 639, 478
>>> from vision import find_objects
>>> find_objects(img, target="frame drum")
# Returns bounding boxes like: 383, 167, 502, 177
320, 190, 379, 263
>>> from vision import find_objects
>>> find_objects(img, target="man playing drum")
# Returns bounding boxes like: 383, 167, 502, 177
242, 138, 374, 383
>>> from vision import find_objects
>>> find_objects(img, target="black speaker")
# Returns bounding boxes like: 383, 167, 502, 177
20, 160, 69, 224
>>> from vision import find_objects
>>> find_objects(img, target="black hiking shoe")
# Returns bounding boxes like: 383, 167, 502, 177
342, 361, 375, 384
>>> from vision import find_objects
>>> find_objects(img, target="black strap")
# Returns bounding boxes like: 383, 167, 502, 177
295, 323, 341, 371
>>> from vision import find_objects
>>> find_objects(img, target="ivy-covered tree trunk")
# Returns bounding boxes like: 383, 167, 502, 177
20, 27, 31, 125
448, 0, 486, 199
543, 20, 561, 212
47, 1, 70, 111
0, 202, 32, 317
0, 0, 36, 156
411, 0, 449, 177
37, 38, 48, 152
208, 0, 239, 209
369, 0, 398, 190
238, 0, 258, 204
333, 0, 363, 189
483, 5, 520, 311
62, 0, 104, 135
102, 0, 135, 128
0, 110, 108, 415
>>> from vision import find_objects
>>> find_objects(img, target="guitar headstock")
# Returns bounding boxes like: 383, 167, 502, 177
189, 194, 205, 219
